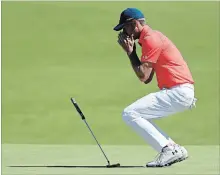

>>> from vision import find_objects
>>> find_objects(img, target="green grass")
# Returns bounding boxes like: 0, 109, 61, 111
2, 2, 219, 145
2, 144, 220, 175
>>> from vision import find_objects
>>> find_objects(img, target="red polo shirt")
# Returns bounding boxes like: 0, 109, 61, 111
138, 25, 194, 89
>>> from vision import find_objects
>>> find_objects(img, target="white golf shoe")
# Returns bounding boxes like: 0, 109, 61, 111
146, 145, 183, 167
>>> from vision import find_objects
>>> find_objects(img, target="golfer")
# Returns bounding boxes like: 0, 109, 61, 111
114, 8, 197, 167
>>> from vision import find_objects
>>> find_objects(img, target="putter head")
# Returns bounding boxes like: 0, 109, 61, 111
106, 163, 120, 168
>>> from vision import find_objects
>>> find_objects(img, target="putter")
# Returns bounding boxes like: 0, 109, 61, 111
70, 98, 120, 168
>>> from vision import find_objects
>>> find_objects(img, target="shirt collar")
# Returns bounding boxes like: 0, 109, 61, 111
138, 25, 151, 45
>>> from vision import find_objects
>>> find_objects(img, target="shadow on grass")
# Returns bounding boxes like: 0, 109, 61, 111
9, 165, 145, 168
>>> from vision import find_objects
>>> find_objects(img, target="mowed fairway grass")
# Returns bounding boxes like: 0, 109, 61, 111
2, 1, 219, 175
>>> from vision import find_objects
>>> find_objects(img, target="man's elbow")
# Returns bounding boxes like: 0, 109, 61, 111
144, 77, 153, 84
139, 75, 152, 84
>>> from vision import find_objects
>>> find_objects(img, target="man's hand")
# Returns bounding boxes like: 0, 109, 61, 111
117, 32, 135, 55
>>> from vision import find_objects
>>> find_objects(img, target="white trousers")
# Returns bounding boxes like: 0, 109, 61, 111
122, 83, 196, 152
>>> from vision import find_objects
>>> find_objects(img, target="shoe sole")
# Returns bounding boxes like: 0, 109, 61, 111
146, 156, 188, 168
179, 156, 188, 162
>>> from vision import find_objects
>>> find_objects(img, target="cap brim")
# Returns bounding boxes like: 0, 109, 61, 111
113, 23, 125, 31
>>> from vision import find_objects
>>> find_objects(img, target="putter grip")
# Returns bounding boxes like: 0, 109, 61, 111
71, 98, 85, 120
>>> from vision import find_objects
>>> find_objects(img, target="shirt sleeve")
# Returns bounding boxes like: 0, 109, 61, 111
141, 35, 163, 63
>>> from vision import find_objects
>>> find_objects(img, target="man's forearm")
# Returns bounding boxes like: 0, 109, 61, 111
128, 50, 141, 67
128, 50, 153, 82
128, 50, 145, 79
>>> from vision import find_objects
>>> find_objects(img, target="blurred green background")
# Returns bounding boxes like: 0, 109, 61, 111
2, 2, 219, 145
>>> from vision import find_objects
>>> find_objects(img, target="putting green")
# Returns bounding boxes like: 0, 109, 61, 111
2, 144, 220, 175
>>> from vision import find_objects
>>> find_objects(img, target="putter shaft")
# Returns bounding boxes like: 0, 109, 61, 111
71, 98, 111, 166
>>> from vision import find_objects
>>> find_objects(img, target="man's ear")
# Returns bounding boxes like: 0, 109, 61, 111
135, 20, 138, 26
135, 20, 141, 28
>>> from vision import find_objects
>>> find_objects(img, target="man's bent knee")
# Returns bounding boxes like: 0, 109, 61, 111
122, 106, 139, 124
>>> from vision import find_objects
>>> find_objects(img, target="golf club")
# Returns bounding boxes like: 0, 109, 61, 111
70, 97, 120, 168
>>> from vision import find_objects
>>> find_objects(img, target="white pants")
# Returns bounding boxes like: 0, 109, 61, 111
122, 83, 196, 152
